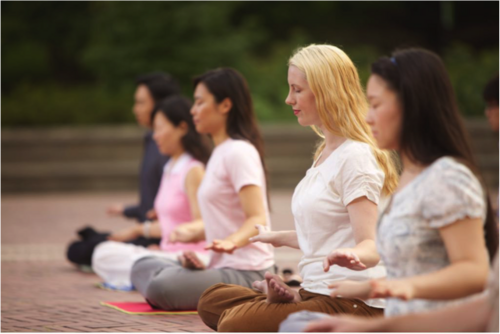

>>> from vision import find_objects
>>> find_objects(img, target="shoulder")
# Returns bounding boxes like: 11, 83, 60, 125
186, 164, 204, 182
184, 159, 205, 191
421, 156, 485, 227
227, 139, 258, 153
224, 139, 260, 161
427, 157, 480, 187
336, 140, 378, 170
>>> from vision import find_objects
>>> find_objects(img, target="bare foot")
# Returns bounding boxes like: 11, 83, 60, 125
252, 279, 268, 293
179, 251, 206, 270
265, 272, 301, 303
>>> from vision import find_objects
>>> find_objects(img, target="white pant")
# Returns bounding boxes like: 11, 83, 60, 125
91, 241, 209, 289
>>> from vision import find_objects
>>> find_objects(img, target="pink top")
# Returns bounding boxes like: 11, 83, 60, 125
155, 153, 207, 253
197, 138, 274, 270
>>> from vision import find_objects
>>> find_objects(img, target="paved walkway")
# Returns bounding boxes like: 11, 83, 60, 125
1, 190, 301, 332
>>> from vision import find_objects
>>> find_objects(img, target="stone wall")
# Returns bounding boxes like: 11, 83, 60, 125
2, 120, 498, 193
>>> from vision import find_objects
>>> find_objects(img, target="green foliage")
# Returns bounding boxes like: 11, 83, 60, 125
2, 2, 498, 127
443, 44, 499, 116
2, 84, 134, 126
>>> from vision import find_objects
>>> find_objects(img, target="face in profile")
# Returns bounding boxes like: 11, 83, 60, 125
152, 112, 186, 156
485, 101, 499, 132
365, 74, 402, 150
285, 65, 321, 127
191, 83, 227, 135
133, 84, 155, 128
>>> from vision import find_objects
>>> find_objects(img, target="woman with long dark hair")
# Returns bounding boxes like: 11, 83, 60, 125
280, 47, 499, 331
130, 68, 274, 310
92, 95, 211, 290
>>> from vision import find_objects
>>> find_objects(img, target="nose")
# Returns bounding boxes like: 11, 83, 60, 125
285, 91, 294, 106
152, 131, 159, 141
365, 108, 375, 126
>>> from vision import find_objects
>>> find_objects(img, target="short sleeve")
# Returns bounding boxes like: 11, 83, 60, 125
225, 141, 264, 193
422, 159, 485, 229
337, 147, 385, 207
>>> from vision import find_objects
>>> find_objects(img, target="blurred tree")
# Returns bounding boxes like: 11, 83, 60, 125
2, 1, 93, 92
81, 2, 266, 93
1, 1, 498, 126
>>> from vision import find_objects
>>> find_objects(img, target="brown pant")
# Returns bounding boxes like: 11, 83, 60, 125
198, 283, 383, 332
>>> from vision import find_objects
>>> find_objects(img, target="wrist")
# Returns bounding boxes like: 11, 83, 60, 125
142, 221, 152, 238
224, 236, 240, 248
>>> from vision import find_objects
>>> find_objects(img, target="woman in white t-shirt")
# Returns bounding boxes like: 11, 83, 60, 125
196, 44, 399, 332
130, 68, 274, 311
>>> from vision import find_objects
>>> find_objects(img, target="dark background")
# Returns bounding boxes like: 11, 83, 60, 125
2, 1, 499, 126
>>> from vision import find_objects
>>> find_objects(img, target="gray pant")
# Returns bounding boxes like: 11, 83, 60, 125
279, 311, 331, 332
130, 256, 272, 311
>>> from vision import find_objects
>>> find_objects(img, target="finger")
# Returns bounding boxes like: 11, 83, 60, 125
249, 236, 260, 243
256, 224, 268, 233
328, 282, 340, 289
204, 243, 213, 250
371, 285, 388, 298
354, 262, 367, 270
323, 257, 330, 272
349, 252, 361, 263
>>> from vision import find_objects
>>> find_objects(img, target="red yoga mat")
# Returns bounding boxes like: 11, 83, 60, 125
101, 301, 197, 315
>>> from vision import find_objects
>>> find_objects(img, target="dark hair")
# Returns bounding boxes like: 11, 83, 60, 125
483, 74, 499, 104
136, 72, 181, 124
193, 68, 270, 200
371, 48, 498, 260
153, 96, 211, 165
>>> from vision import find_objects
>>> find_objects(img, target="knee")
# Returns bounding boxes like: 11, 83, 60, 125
217, 310, 244, 332
130, 256, 153, 285
198, 283, 226, 310
144, 273, 181, 310
197, 283, 227, 325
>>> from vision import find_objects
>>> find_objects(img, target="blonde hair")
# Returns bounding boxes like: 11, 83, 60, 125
289, 44, 399, 195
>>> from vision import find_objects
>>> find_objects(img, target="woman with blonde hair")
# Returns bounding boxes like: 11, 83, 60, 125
196, 44, 398, 332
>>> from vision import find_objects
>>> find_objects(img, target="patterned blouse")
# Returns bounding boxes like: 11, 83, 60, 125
377, 156, 486, 317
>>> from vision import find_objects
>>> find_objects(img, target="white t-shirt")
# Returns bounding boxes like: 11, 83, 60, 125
292, 139, 387, 308
198, 138, 274, 271
377, 156, 486, 316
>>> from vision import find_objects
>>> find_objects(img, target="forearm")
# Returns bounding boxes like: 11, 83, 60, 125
225, 216, 266, 249
273, 230, 300, 249
351, 239, 379, 268
137, 221, 162, 239
375, 295, 490, 332
184, 219, 206, 242
403, 261, 489, 300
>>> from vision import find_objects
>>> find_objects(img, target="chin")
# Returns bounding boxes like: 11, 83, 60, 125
296, 117, 310, 127
194, 124, 205, 134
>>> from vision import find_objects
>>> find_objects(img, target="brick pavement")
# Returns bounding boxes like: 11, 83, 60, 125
1, 190, 301, 332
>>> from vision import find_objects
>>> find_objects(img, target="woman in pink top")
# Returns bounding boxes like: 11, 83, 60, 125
92, 96, 211, 290
130, 68, 274, 311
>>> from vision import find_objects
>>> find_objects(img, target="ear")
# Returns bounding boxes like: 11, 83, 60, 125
178, 121, 189, 136
218, 97, 232, 115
